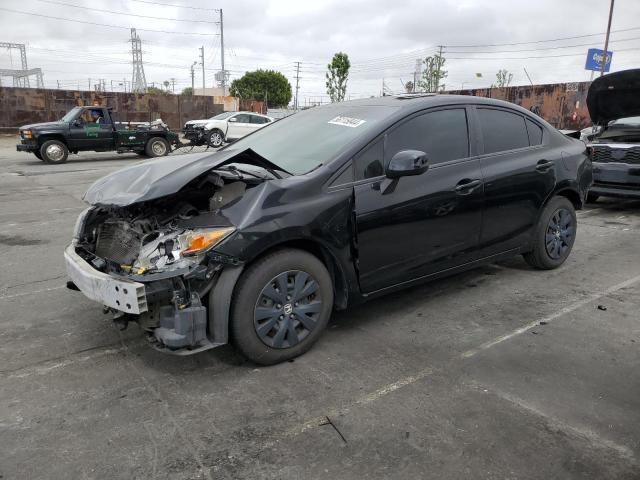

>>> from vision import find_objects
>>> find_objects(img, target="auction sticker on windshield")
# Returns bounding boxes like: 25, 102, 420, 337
328, 116, 366, 128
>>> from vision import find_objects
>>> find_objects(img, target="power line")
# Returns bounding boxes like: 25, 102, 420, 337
32, 0, 219, 23
444, 35, 640, 54
130, 0, 219, 11
444, 26, 640, 48
0, 7, 220, 36
446, 46, 638, 61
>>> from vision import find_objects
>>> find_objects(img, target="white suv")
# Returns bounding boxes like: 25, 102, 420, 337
183, 111, 273, 147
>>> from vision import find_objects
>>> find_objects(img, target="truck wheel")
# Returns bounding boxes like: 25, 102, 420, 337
231, 249, 334, 365
145, 137, 170, 157
33, 151, 43, 161
207, 129, 224, 148
523, 196, 576, 270
40, 140, 69, 164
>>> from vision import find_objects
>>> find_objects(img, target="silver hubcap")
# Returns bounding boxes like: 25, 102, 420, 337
151, 141, 166, 156
46, 144, 64, 161
210, 133, 222, 146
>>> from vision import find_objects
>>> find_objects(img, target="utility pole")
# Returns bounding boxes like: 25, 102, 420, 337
170, 77, 176, 93
414, 58, 421, 92
200, 46, 205, 94
191, 61, 197, 92
600, 0, 615, 76
294, 61, 301, 110
436, 45, 444, 91
219, 9, 225, 93
57, 80, 60, 89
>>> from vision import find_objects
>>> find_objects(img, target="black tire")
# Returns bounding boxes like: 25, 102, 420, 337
586, 192, 599, 203
523, 196, 577, 270
207, 129, 224, 148
145, 137, 170, 157
231, 249, 334, 365
33, 150, 43, 161
40, 140, 69, 164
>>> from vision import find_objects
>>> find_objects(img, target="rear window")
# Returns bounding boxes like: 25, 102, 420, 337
526, 118, 543, 145
478, 108, 529, 154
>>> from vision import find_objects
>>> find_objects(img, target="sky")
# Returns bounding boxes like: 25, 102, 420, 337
1, 0, 639, 104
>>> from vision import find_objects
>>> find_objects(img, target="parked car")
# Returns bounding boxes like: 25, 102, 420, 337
65, 94, 592, 364
584, 69, 640, 201
17, 106, 180, 164
183, 111, 273, 148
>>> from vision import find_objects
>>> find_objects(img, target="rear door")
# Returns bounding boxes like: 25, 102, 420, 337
474, 107, 556, 255
249, 114, 270, 132
354, 107, 485, 293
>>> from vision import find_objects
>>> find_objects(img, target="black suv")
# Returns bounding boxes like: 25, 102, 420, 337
65, 94, 592, 364
584, 69, 640, 200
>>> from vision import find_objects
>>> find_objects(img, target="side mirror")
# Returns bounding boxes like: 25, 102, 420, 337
386, 150, 429, 178
228, 117, 237, 122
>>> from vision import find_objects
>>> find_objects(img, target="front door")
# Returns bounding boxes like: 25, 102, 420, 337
68, 108, 114, 150
226, 113, 253, 139
354, 107, 484, 293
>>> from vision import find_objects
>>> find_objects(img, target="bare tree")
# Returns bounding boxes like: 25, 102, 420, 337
495, 69, 513, 88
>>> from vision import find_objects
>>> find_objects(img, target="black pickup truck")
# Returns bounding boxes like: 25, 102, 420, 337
17, 106, 181, 164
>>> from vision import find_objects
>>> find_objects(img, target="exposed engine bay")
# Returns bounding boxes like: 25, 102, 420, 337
71, 166, 268, 352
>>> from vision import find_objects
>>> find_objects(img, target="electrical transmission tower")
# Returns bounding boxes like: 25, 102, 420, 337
130, 28, 147, 93
0, 42, 44, 88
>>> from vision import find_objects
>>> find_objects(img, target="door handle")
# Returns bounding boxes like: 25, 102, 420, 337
536, 159, 554, 172
455, 179, 481, 194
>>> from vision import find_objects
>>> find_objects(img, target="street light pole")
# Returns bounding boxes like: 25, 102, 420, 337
600, 0, 615, 77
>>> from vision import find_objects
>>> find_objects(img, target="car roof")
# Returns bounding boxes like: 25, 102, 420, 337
334, 94, 535, 117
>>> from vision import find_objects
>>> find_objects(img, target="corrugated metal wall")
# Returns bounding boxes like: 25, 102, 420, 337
448, 81, 591, 130
0, 87, 232, 131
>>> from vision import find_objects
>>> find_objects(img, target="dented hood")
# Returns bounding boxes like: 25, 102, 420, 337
587, 68, 640, 125
83, 148, 286, 206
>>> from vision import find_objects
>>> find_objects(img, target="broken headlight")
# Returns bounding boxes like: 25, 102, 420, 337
72, 207, 92, 240
132, 227, 235, 273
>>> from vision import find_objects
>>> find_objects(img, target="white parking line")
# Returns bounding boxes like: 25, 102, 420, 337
461, 272, 640, 358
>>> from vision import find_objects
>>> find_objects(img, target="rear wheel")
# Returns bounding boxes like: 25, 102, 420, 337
231, 249, 334, 365
523, 196, 577, 270
145, 137, 170, 157
40, 140, 68, 164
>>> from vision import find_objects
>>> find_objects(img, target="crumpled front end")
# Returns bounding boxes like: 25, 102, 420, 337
65, 166, 263, 353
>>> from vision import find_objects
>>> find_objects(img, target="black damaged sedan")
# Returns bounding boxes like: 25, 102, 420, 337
65, 94, 592, 364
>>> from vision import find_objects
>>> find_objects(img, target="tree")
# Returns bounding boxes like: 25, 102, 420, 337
229, 69, 292, 108
326, 52, 350, 102
181, 87, 193, 96
404, 81, 414, 93
163, 80, 171, 92
495, 69, 513, 88
146, 86, 167, 95
418, 55, 447, 93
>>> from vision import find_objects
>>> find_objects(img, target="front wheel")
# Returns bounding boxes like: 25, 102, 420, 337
207, 129, 224, 148
231, 249, 334, 365
523, 196, 577, 270
145, 137, 170, 157
40, 140, 69, 164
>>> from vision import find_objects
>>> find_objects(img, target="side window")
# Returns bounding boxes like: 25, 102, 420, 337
250, 115, 264, 124
330, 163, 355, 186
478, 108, 529, 153
355, 139, 384, 180
385, 109, 469, 165
234, 114, 251, 123
526, 118, 543, 145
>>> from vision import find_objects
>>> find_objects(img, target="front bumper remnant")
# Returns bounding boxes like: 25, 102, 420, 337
64, 243, 148, 314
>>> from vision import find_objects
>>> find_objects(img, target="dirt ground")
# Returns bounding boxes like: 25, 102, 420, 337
1, 135, 639, 479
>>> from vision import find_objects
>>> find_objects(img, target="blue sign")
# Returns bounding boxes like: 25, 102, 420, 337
585, 48, 613, 72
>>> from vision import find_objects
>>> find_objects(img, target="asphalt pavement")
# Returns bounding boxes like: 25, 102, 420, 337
1, 136, 639, 479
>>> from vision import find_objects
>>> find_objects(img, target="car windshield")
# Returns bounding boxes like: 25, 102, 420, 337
210, 112, 236, 120
60, 107, 82, 122
609, 116, 640, 127
226, 105, 398, 174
